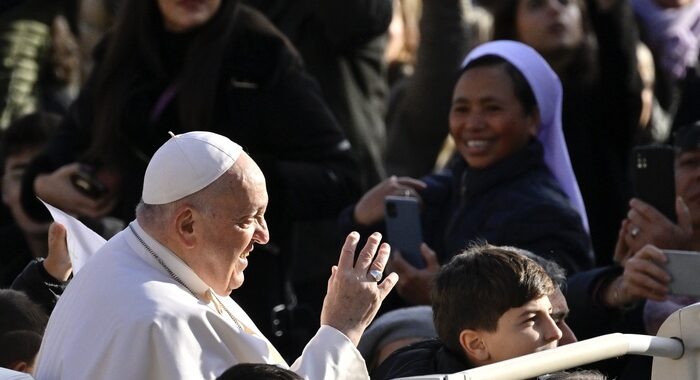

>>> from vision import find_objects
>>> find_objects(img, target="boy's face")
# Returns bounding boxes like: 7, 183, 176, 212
478, 295, 562, 364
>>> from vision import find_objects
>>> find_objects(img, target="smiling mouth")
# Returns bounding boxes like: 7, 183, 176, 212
467, 140, 490, 148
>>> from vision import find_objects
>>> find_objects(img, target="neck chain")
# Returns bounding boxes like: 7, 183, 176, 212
128, 224, 244, 331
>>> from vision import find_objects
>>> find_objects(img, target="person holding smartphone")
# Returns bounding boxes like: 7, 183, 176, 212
564, 121, 700, 359
341, 40, 593, 306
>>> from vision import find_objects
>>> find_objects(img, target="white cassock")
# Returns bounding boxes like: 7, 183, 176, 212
34, 221, 369, 380
0, 368, 34, 380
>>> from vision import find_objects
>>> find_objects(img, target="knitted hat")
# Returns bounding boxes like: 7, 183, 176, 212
357, 306, 436, 362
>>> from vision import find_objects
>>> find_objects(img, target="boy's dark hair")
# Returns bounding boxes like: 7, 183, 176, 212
0, 330, 42, 368
432, 243, 555, 353
216, 363, 303, 380
0, 289, 49, 336
518, 249, 567, 289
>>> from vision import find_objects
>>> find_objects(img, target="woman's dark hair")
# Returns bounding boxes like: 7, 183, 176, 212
86, 0, 240, 165
461, 55, 538, 117
490, 0, 598, 86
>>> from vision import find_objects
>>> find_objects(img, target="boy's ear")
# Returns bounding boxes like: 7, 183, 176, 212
458, 329, 490, 364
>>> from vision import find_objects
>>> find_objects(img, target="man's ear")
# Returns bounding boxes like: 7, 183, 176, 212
459, 329, 490, 364
173, 206, 197, 248
10, 360, 30, 373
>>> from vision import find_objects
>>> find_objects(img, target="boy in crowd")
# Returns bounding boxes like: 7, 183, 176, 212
372, 244, 562, 379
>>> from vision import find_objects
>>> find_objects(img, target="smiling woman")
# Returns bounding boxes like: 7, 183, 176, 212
449, 56, 539, 169
342, 40, 593, 309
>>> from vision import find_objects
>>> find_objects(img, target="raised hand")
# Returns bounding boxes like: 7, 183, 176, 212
622, 197, 693, 254
320, 232, 398, 346
604, 245, 671, 307
35, 163, 116, 218
353, 175, 426, 226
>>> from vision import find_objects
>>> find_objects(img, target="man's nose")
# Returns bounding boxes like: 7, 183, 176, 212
545, 316, 564, 343
254, 218, 270, 244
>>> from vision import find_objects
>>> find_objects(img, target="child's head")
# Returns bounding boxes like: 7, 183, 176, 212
216, 363, 302, 380
432, 243, 561, 366
0, 290, 48, 373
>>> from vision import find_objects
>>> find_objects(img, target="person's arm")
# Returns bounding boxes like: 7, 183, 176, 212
566, 266, 645, 339
619, 197, 695, 259
11, 223, 72, 315
385, 0, 471, 177
291, 232, 398, 379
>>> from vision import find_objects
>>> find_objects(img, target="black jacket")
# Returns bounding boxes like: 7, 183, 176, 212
371, 339, 472, 380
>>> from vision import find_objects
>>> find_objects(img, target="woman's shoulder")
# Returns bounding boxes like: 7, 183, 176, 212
493, 165, 574, 212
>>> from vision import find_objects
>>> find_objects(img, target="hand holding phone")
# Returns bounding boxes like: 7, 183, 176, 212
70, 166, 107, 199
384, 195, 425, 269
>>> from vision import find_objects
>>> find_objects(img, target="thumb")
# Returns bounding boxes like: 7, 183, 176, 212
676, 196, 693, 233
48, 222, 67, 253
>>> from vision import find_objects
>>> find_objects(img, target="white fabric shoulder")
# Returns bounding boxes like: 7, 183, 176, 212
0, 368, 34, 380
292, 325, 370, 380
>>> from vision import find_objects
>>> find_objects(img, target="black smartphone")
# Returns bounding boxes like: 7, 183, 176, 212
632, 145, 676, 222
70, 168, 107, 199
384, 195, 425, 269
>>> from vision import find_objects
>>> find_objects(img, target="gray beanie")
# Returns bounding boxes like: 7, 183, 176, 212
357, 306, 436, 362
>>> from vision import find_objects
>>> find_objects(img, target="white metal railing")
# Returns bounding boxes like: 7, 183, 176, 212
395, 333, 684, 380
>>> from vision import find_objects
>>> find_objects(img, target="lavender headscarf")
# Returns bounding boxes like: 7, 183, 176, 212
461, 40, 590, 232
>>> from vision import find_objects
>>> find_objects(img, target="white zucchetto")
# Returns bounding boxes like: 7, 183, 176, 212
142, 131, 242, 205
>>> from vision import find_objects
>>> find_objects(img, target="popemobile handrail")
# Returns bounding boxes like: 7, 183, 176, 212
394, 333, 684, 380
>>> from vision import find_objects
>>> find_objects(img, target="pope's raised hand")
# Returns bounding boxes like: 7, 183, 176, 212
320, 232, 398, 346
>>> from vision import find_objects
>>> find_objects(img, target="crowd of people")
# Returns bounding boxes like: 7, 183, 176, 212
1, 0, 700, 379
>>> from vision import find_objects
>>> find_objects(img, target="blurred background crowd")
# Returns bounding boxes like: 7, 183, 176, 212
2, 0, 700, 378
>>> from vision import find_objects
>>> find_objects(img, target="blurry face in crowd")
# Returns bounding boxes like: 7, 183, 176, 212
654, 0, 691, 8
449, 64, 539, 169
515, 0, 584, 56
675, 149, 700, 227
157, 0, 222, 32
197, 153, 270, 295
477, 295, 562, 364
2, 148, 51, 237
549, 288, 577, 345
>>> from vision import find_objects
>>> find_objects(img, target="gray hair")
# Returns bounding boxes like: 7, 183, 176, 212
135, 168, 236, 231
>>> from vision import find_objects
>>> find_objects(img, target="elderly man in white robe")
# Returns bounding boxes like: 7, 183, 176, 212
33, 131, 397, 380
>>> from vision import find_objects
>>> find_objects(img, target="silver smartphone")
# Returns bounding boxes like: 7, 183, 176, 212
384, 195, 425, 269
664, 250, 700, 297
